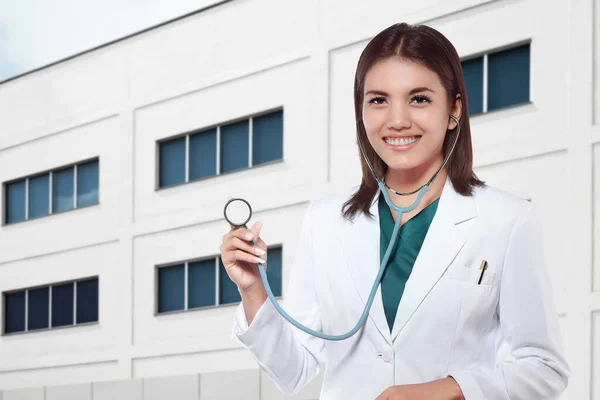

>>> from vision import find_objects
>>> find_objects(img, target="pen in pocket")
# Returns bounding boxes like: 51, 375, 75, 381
478, 260, 488, 285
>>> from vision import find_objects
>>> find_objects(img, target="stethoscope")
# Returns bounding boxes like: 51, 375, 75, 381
223, 114, 461, 340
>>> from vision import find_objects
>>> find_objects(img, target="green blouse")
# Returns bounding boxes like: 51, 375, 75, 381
378, 193, 440, 332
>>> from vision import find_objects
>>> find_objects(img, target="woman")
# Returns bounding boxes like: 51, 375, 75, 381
220, 23, 569, 399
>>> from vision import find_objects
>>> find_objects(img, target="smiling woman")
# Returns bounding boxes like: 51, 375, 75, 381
344, 23, 483, 225
224, 22, 570, 400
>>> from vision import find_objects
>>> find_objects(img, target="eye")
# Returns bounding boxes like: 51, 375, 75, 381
410, 94, 432, 104
367, 96, 386, 105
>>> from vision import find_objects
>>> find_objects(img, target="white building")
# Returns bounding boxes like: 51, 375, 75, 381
0, 0, 598, 399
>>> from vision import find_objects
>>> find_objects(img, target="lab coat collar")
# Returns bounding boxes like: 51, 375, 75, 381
338, 176, 477, 345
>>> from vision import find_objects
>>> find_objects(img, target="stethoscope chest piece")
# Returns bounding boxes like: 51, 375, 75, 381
224, 198, 252, 227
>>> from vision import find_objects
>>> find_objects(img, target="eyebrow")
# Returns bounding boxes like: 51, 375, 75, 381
365, 87, 435, 96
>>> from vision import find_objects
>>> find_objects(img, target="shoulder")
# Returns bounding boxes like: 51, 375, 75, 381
470, 183, 535, 230
472, 183, 530, 211
309, 184, 360, 220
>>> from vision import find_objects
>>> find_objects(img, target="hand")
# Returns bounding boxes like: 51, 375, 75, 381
375, 383, 428, 400
375, 378, 464, 400
220, 219, 268, 294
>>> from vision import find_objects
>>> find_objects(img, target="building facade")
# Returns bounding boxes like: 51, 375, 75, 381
0, 0, 598, 398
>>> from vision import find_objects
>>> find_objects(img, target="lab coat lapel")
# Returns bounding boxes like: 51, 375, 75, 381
390, 178, 476, 342
338, 189, 392, 345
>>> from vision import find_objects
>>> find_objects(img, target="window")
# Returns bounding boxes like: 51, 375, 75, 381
3, 159, 99, 225
3, 277, 99, 335
6, 181, 26, 224
159, 137, 186, 187
220, 120, 249, 174
158, 109, 283, 188
157, 246, 283, 314
461, 43, 530, 115
77, 161, 99, 208
189, 128, 217, 181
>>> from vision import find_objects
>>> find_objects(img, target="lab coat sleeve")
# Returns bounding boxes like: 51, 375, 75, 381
448, 204, 570, 400
230, 202, 325, 395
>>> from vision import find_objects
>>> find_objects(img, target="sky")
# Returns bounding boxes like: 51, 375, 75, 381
0, 0, 223, 82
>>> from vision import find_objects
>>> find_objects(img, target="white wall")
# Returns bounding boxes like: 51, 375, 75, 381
0, 0, 597, 398
0, 370, 323, 400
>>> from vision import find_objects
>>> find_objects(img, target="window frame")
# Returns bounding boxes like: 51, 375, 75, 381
2, 276, 100, 336
155, 245, 283, 316
2, 157, 100, 226
461, 40, 532, 117
155, 107, 284, 190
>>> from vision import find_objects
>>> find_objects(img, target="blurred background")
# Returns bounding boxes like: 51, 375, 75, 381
0, 0, 597, 399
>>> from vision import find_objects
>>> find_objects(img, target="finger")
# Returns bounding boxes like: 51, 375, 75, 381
254, 236, 267, 251
221, 249, 263, 267
222, 222, 245, 240
229, 236, 266, 257
222, 234, 250, 253
220, 253, 234, 267
225, 223, 259, 246
224, 226, 255, 243
230, 249, 266, 266
250, 222, 268, 252
249, 221, 263, 238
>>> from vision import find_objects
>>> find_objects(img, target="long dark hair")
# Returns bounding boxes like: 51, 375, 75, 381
342, 22, 484, 221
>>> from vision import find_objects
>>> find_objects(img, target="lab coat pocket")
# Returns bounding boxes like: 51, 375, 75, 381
444, 258, 496, 286
458, 280, 496, 314
450, 273, 497, 322
445, 280, 499, 372
435, 279, 494, 330
436, 275, 498, 340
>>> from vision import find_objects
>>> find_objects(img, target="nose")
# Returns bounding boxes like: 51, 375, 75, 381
386, 104, 411, 131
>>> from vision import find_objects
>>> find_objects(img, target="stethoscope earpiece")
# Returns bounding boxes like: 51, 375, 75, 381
449, 114, 460, 130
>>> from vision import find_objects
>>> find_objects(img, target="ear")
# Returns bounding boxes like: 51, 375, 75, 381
448, 94, 462, 130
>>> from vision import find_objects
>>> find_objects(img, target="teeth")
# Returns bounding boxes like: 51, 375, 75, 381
384, 136, 420, 146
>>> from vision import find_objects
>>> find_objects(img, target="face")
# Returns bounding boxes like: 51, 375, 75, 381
362, 57, 460, 175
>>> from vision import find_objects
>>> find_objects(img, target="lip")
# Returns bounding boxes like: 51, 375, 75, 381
382, 134, 421, 139
382, 136, 421, 152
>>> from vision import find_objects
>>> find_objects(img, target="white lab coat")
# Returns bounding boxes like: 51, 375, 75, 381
231, 178, 569, 399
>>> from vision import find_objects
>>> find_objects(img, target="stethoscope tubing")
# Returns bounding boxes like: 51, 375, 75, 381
249, 183, 428, 341
245, 115, 461, 340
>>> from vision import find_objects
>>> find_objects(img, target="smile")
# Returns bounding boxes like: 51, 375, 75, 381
383, 136, 422, 146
